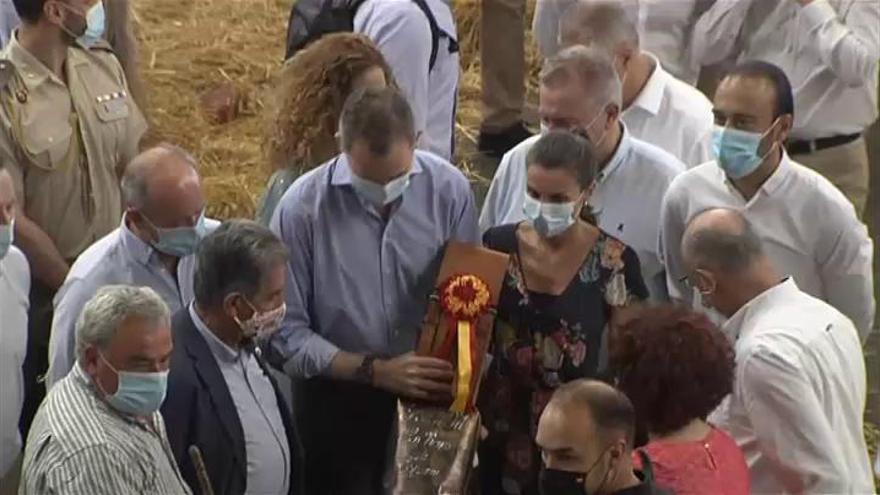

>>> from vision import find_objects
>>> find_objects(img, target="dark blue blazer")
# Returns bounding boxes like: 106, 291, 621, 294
162, 309, 303, 495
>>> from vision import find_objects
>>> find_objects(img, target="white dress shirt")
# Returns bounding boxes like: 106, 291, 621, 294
480, 125, 685, 301
660, 154, 875, 340
0, 246, 28, 479
709, 278, 874, 495
620, 54, 715, 168
355, 0, 458, 160
533, 0, 711, 85
47, 218, 219, 388
692, 0, 880, 139
637, 0, 703, 84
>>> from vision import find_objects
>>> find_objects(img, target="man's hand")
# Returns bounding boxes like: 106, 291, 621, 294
373, 352, 454, 401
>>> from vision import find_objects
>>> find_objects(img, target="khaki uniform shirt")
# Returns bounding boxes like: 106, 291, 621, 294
0, 32, 146, 260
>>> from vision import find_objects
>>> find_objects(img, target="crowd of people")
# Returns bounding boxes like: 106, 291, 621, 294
0, 0, 878, 494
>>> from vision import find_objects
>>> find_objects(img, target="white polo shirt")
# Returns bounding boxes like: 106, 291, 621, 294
355, 0, 458, 160
709, 278, 873, 494
660, 154, 875, 341
692, 0, 879, 139
0, 245, 29, 478
620, 53, 714, 168
480, 125, 685, 301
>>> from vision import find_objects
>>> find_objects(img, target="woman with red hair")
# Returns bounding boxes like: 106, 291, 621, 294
610, 305, 750, 495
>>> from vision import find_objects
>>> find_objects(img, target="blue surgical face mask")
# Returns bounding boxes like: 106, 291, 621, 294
712, 121, 778, 179
144, 211, 208, 258
98, 353, 168, 416
523, 194, 578, 238
351, 172, 410, 207
60, 1, 106, 48
0, 219, 13, 260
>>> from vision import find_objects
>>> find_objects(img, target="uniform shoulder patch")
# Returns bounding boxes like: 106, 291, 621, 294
87, 39, 115, 53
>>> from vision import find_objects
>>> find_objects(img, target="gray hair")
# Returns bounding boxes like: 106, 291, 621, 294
541, 45, 623, 110
560, 0, 640, 52
682, 208, 765, 274
338, 86, 416, 156
75, 285, 171, 362
121, 143, 199, 210
193, 220, 289, 308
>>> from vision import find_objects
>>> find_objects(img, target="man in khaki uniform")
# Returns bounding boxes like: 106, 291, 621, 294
0, 0, 146, 439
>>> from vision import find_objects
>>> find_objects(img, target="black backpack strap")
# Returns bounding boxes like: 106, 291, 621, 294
409, 0, 441, 71
637, 449, 656, 482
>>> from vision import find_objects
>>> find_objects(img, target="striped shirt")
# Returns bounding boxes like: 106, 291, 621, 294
19, 364, 192, 495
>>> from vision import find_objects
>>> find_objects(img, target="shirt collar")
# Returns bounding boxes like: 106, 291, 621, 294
5, 29, 89, 90
189, 303, 240, 363
329, 151, 424, 186
119, 215, 158, 267
722, 277, 798, 341
595, 122, 632, 185
715, 150, 795, 199
627, 53, 666, 117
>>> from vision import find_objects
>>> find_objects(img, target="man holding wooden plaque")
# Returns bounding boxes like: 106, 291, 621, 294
268, 87, 480, 495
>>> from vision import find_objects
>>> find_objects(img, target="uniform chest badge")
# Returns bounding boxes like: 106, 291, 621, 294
96, 91, 129, 117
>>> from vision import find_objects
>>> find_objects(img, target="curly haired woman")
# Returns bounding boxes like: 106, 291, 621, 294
610, 305, 750, 495
257, 33, 393, 225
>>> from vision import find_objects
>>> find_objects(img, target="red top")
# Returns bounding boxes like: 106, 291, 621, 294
633, 426, 750, 495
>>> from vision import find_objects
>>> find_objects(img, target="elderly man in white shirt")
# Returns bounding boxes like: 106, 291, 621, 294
557, 0, 715, 168
47, 144, 218, 388
661, 61, 875, 340
0, 164, 27, 493
481, 45, 685, 301
692, 0, 880, 216
680, 208, 874, 494
21, 286, 191, 495
534, 0, 714, 85
354, 0, 458, 160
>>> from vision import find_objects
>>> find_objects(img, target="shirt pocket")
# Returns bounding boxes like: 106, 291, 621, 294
21, 120, 73, 173
94, 94, 131, 123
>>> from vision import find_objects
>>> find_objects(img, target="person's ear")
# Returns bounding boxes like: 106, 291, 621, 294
82, 346, 101, 376
777, 114, 793, 143
43, 0, 64, 24
223, 293, 247, 323
604, 103, 620, 131
694, 268, 717, 295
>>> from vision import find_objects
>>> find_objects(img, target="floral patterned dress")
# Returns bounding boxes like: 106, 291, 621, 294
478, 223, 648, 495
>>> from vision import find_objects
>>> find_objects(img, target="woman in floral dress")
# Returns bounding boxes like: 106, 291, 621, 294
478, 131, 647, 495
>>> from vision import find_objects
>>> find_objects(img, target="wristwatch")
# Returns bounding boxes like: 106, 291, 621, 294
354, 356, 376, 385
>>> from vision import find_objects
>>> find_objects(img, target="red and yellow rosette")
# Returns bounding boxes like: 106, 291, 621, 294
437, 274, 492, 413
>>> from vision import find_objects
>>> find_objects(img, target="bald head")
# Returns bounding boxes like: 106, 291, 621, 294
682, 208, 765, 274
546, 379, 635, 446
121, 144, 204, 233
559, 0, 640, 53
122, 144, 201, 211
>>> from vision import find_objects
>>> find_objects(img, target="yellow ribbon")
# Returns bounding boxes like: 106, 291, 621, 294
450, 320, 472, 413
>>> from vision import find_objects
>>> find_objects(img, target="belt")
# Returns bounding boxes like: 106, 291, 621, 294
786, 133, 861, 155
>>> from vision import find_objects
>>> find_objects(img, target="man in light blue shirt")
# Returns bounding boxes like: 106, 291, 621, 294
480, 45, 684, 301
47, 144, 217, 389
269, 87, 479, 495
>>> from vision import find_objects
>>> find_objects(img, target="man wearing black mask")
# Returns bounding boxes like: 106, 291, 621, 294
536, 379, 671, 495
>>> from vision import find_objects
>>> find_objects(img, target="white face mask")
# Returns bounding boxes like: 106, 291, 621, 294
350, 172, 411, 206
523, 194, 578, 238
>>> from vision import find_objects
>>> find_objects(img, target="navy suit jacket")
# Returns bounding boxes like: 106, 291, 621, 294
162, 309, 303, 495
